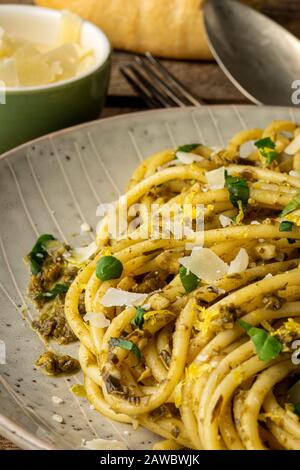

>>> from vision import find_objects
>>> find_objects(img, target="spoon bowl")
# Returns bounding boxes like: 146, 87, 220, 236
204, 0, 300, 106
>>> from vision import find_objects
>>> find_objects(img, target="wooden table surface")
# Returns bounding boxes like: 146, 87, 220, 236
1, 0, 300, 451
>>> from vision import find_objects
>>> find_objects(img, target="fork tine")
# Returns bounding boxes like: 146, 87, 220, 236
134, 56, 187, 107
120, 66, 160, 108
127, 63, 176, 108
145, 52, 205, 106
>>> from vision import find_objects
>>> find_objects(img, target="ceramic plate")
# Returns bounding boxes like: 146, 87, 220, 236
0, 106, 299, 450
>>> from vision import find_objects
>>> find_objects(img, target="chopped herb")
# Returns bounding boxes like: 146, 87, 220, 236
96, 256, 123, 281
239, 320, 283, 362
279, 221, 294, 232
225, 170, 249, 210
255, 137, 279, 165
232, 200, 245, 225
28, 234, 56, 275
294, 403, 300, 417
131, 306, 146, 329
109, 337, 141, 362
38, 283, 69, 301
176, 144, 200, 155
281, 191, 300, 217
179, 266, 200, 293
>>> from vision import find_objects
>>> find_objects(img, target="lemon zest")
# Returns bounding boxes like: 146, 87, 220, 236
143, 309, 176, 326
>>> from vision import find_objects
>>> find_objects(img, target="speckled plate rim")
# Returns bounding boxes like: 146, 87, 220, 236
0, 104, 299, 451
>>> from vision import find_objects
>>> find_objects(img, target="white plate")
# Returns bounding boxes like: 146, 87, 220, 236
0, 105, 299, 450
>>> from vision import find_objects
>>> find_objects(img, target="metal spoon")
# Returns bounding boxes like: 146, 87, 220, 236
204, 0, 300, 105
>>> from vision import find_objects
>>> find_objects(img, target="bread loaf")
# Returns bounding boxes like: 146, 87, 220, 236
35, 0, 213, 60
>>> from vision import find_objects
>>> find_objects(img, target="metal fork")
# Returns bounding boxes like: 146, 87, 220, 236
120, 52, 205, 108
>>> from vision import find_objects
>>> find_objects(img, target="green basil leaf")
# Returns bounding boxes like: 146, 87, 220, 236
280, 191, 300, 217
96, 256, 123, 281
28, 234, 56, 275
239, 320, 283, 362
176, 144, 201, 155
279, 221, 294, 232
39, 283, 69, 301
294, 403, 300, 417
131, 307, 146, 329
255, 137, 279, 165
224, 170, 249, 209
179, 266, 200, 293
109, 338, 141, 362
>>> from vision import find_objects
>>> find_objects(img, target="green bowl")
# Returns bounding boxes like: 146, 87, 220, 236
0, 5, 112, 154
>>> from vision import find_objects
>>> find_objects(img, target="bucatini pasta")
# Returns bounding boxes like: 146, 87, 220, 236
27, 120, 300, 449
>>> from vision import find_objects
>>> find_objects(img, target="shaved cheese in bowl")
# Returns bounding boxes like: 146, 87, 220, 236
58, 10, 82, 45
175, 151, 204, 164
0, 58, 19, 86
83, 312, 110, 328
179, 248, 228, 283
206, 167, 225, 190
82, 438, 128, 450
0, 11, 95, 87
228, 248, 249, 275
101, 288, 148, 307
285, 134, 300, 155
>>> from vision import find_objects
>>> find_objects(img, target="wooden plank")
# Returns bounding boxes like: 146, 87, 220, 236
109, 52, 248, 104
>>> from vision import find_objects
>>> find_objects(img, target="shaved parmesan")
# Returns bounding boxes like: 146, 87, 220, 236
80, 222, 92, 233
285, 134, 300, 155
175, 151, 204, 164
83, 438, 128, 450
228, 248, 249, 275
52, 396, 64, 405
101, 288, 148, 308
83, 312, 110, 328
0, 58, 19, 86
58, 10, 82, 45
65, 241, 97, 265
179, 248, 228, 283
264, 273, 273, 280
0, 11, 95, 88
219, 214, 233, 228
206, 167, 225, 190
289, 170, 300, 178
52, 414, 64, 424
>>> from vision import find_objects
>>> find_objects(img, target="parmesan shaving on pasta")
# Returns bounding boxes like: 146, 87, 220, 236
285, 134, 300, 155
101, 288, 148, 307
205, 167, 225, 190
175, 151, 204, 164
228, 248, 249, 275
219, 214, 233, 228
179, 248, 228, 283
64, 241, 98, 265
83, 312, 110, 328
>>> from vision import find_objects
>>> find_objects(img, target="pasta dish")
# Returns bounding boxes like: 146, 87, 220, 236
27, 119, 300, 450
